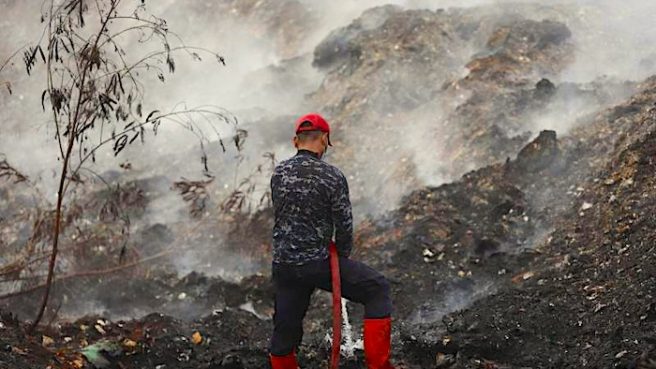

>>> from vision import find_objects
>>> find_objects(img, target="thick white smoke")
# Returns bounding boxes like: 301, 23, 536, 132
1, 0, 655, 282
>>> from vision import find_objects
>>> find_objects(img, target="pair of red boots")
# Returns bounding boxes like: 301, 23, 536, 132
270, 317, 394, 369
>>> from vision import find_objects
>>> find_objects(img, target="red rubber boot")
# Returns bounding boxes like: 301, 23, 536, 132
269, 352, 299, 369
364, 317, 395, 369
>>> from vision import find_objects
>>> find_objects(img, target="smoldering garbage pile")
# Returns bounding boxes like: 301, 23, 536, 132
2, 2, 656, 369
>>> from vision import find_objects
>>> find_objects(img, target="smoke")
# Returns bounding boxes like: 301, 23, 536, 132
559, 0, 656, 83
2, 0, 656, 291
410, 280, 497, 324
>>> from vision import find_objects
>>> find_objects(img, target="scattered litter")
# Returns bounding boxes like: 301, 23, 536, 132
122, 339, 137, 350
511, 271, 535, 283
423, 248, 436, 262
615, 350, 628, 359
80, 340, 122, 368
42, 335, 54, 347
239, 301, 270, 320
11, 346, 27, 356
191, 331, 203, 345
436, 352, 456, 368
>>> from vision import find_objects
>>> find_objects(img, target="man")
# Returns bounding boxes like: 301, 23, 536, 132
269, 113, 395, 369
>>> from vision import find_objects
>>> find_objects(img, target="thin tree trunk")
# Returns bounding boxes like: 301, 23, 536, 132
28, 0, 115, 331
29, 131, 75, 332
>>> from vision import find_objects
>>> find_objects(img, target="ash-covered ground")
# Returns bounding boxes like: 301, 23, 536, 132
1, 1, 656, 368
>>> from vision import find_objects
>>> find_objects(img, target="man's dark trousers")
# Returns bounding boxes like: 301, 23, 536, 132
269, 256, 393, 356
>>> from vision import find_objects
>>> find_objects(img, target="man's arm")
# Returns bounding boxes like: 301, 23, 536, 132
332, 173, 353, 257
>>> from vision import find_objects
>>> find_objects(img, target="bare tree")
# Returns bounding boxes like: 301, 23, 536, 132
3, 0, 236, 331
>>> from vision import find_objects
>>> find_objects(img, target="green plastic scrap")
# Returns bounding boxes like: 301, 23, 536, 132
79, 339, 123, 368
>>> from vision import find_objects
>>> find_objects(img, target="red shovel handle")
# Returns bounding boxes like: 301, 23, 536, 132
329, 241, 341, 369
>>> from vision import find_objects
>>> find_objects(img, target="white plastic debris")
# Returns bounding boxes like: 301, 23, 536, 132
239, 301, 269, 321
615, 350, 628, 359
580, 202, 593, 211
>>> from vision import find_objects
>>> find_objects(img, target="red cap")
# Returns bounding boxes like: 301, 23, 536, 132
295, 113, 332, 146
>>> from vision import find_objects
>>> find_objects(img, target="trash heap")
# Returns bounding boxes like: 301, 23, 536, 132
2, 2, 656, 369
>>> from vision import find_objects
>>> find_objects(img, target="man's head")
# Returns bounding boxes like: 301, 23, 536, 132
293, 113, 332, 157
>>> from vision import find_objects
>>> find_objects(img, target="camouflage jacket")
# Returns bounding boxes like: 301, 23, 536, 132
271, 150, 353, 265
